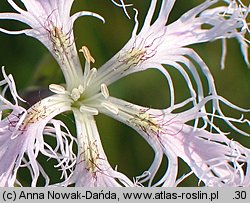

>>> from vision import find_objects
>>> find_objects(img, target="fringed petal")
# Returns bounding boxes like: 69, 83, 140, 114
0, 0, 104, 89
98, 96, 250, 186
56, 110, 135, 187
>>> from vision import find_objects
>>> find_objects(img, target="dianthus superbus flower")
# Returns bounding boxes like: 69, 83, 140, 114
0, 0, 249, 186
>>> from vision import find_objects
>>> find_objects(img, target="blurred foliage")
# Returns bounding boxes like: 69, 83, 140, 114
0, 0, 249, 186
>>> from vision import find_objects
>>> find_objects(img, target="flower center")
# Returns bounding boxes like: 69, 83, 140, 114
49, 46, 119, 117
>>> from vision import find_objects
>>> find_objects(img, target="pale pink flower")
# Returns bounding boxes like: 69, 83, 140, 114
0, 0, 249, 187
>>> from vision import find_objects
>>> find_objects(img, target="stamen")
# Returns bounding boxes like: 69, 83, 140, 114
101, 101, 119, 115
80, 105, 99, 116
100, 83, 109, 99
49, 84, 66, 94
79, 46, 95, 63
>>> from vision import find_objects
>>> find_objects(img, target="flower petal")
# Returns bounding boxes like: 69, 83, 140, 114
57, 110, 135, 186
99, 96, 250, 186
0, 0, 104, 89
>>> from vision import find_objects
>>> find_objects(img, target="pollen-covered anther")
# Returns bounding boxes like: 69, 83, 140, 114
80, 105, 99, 116
101, 101, 119, 115
100, 83, 109, 99
79, 46, 95, 64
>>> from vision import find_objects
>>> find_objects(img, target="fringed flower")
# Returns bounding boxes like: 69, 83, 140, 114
0, 0, 249, 187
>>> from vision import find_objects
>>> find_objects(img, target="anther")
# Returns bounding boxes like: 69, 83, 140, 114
79, 46, 95, 64
80, 105, 99, 116
49, 84, 66, 94
101, 84, 109, 99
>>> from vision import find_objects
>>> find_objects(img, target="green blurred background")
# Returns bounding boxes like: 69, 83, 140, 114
0, 0, 249, 186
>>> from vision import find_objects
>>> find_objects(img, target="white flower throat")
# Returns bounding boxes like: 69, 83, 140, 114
49, 46, 115, 116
